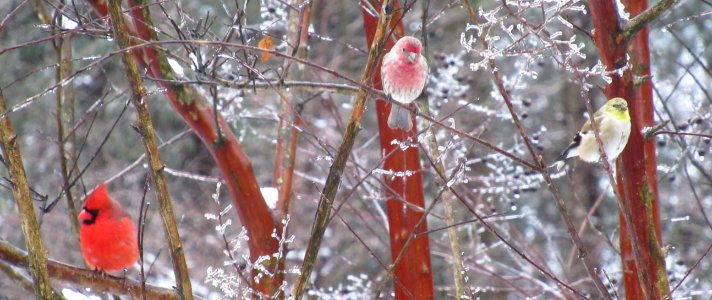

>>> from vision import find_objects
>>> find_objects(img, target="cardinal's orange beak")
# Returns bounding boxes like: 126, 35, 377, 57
78, 208, 91, 221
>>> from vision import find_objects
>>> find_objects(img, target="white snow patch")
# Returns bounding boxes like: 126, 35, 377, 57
61, 15, 78, 30
261, 187, 279, 209
62, 288, 100, 300
168, 58, 184, 77
615, 0, 630, 20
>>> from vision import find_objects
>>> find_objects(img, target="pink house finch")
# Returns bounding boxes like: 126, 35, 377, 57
382, 36, 428, 131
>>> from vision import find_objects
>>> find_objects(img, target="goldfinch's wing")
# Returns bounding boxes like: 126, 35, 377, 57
581, 112, 606, 133
580, 119, 592, 133
552, 112, 603, 167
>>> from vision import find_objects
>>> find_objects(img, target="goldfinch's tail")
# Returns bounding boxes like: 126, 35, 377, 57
550, 160, 566, 171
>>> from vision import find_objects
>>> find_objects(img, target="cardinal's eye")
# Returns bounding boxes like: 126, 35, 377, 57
402, 48, 406, 52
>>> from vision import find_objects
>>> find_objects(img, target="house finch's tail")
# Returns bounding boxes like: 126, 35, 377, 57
388, 105, 413, 131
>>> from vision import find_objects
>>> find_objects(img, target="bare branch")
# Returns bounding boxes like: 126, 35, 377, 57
105, 0, 193, 297
0, 240, 184, 300
643, 120, 670, 141
292, 1, 395, 298
621, 0, 682, 43
0, 88, 57, 299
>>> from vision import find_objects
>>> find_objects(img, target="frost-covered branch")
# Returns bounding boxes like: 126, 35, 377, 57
463, 1, 611, 298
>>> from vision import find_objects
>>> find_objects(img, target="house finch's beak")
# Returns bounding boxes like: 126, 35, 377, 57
407, 52, 417, 63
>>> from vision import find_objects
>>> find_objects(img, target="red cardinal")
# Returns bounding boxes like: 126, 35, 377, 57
78, 183, 139, 272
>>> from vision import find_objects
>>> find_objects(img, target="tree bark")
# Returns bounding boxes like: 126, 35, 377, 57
362, 1, 434, 298
85, 0, 284, 296
106, 0, 193, 297
292, 1, 396, 297
588, 0, 670, 298
0, 89, 56, 300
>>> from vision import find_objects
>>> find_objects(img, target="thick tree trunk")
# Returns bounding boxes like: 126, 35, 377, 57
362, 1, 434, 298
588, 0, 669, 298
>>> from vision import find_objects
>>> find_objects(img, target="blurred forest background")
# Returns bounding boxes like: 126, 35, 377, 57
0, 0, 710, 299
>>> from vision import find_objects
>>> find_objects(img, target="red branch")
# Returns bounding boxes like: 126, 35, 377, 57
361, 2, 434, 299
589, 0, 666, 299
86, 0, 281, 296
622, 0, 667, 298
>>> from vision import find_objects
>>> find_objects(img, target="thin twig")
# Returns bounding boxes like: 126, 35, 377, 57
52, 3, 82, 243
0, 0, 30, 33
106, 0, 193, 298
463, 1, 611, 298
374, 178, 449, 299
432, 161, 590, 298
669, 242, 712, 297
0, 88, 57, 299
654, 130, 712, 140
642, 120, 670, 140
418, 0, 466, 297
0, 260, 36, 295
292, 1, 395, 298
582, 93, 654, 300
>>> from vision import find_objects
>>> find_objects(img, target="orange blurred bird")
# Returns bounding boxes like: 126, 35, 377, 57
78, 183, 139, 272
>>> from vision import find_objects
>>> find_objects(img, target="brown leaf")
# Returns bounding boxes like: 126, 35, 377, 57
258, 36, 274, 62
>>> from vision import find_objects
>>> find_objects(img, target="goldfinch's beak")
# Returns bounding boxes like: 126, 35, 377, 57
407, 52, 417, 63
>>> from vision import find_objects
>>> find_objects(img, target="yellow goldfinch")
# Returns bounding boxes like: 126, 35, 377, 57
551, 97, 631, 171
